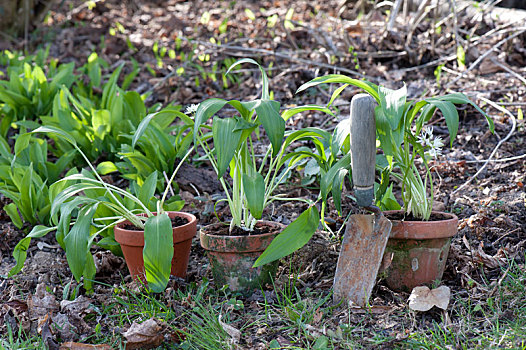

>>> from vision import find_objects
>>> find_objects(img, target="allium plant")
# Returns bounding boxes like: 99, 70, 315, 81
297, 76, 494, 220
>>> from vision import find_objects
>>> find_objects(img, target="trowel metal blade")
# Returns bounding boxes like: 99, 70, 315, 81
333, 214, 392, 307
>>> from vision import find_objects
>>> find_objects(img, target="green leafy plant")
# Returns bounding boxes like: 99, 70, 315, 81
0, 60, 75, 136
0, 133, 76, 228
297, 74, 494, 220
41, 66, 187, 172
188, 59, 353, 267
97, 107, 194, 191
9, 126, 191, 293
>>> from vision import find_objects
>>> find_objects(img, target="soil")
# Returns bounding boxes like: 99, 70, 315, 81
383, 211, 457, 222
1, 0, 525, 348
121, 216, 189, 231
202, 221, 283, 237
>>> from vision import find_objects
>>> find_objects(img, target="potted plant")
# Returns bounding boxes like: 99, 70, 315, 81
9, 125, 196, 293
296, 75, 494, 291
187, 59, 348, 292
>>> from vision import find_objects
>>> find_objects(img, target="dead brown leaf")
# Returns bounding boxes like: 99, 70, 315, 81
28, 283, 59, 320
122, 318, 164, 350
218, 314, 241, 344
408, 286, 450, 312
60, 295, 94, 316
473, 243, 507, 269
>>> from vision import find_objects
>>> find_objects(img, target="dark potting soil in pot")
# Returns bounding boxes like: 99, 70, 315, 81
122, 216, 189, 231
206, 222, 281, 237
384, 211, 453, 221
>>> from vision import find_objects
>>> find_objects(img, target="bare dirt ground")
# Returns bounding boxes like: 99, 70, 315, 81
1, 0, 525, 348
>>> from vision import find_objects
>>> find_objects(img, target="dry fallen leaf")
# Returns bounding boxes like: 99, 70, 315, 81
60, 342, 112, 349
473, 243, 507, 269
218, 314, 241, 344
28, 283, 60, 320
60, 295, 94, 316
408, 286, 451, 312
122, 318, 164, 350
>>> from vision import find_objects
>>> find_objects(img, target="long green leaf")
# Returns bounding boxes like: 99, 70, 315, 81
143, 213, 173, 293
254, 206, 320, 267
426, 99, 459, 146
32, 126, 77, 146
226, 58, 269, 99
331, 168, 348, 214
255, 100, 284, 156
437, 93, 494, 133
378, 85, 407, 131
320, 154, 350, 201
5, 202, 23, 229
132, 109, 189, 148
242, 171, 265, 219
64, 204, 98, 281
213, 117, 242, 178
296, 74, 379, 101
281, 105, 333, 121
194, 98, 229, 138
138, 171, 157, 206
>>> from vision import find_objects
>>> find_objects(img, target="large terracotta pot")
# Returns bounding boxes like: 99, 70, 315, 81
199, 221, 283, 293
114, 211, 197, 283
382, 211, 458, 292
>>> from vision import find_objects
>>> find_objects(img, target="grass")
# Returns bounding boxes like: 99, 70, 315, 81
1, 258, 525, 349
0, 324, 45, 350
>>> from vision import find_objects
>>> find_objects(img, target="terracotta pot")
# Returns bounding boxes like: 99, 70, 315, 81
199, 221, 283, 293
114, 211, 197, 283
382, 211, 458, 292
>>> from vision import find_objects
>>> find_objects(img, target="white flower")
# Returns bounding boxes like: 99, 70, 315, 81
417, 127, 443, 159
185, 104, 199, 115
417, 127, 434, 147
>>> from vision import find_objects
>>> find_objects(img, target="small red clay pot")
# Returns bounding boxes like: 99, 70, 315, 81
114, 211, 197, 283
200, 221, 283, 293
382, 211, 458, 292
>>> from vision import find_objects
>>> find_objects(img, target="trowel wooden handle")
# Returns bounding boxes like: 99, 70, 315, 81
350, 94, 377, 207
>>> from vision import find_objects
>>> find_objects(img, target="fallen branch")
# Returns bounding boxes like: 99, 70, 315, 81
489, 57, 526, 86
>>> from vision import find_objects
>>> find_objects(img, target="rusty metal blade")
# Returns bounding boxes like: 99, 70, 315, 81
333, 214, 392, 307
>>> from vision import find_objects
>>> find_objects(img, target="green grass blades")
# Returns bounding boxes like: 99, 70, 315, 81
143, 213, 174, 293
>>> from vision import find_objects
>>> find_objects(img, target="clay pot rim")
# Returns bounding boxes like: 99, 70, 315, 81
114, 211, 197, 246
200, 220, 283, 253
383, 210, 458, 240
200, 220, 284, 239
115, 211, 197, 232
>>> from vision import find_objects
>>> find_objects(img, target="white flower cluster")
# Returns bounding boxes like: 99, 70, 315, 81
416, 127, 444, 158
185, 103, 199, 115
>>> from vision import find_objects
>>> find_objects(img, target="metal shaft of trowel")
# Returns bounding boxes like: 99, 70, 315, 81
350, 94, 377, 209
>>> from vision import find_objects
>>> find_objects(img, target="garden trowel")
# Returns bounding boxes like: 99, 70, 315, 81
333, 94, 392, 307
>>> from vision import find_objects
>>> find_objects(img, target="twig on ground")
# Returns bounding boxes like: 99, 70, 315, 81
451, 97, 517, 195
290, 20, 339, 54
189, 38, 373, 79
489, 58, 526, 86
386, 0, 403, 32
489, 264, 511, 297
445, 28, 526, 88
391, 54, 457, 74
405, 0, 432, 47
464, 153, 526, 163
